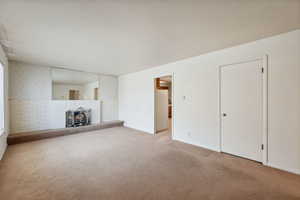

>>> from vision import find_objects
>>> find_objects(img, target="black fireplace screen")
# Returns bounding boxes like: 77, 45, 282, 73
66, 107, 91, 127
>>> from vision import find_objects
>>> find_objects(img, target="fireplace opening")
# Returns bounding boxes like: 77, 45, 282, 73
66, 107, 91, 127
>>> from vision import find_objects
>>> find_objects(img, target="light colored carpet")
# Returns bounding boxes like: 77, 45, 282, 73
0, 127, 299, 200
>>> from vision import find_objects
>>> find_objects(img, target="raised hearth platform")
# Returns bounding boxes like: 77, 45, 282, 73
7, 120, 124, 145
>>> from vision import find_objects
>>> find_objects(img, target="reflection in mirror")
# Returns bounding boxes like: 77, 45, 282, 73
51, 68, 100, 100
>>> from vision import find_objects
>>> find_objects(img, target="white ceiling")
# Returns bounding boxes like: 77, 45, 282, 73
0, 0, 299, 76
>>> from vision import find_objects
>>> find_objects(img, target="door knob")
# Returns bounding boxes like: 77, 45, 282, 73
222, 113, 227, 117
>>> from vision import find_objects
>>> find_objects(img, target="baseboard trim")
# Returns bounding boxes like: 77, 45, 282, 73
123, 125, 155, 135
0, 143, 7, 160
0, 134, 7, 160
173, 137, 220, 152
123, 126, 300, 176
174, 138, 300, 176
267, 163, 300, 175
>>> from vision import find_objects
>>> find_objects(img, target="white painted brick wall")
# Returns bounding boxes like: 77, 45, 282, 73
9, 100, 51, 133
9, 61, 52, 100
10, 100, 100, 133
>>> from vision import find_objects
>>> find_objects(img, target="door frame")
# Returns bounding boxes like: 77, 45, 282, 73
154, 73, 174, 139
0, 61, 4, 136
218, 55, 268, 165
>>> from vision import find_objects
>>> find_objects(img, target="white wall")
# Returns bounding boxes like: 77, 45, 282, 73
119, 30, 300, 174
9, 62, 52, 133
99, 75, 118, 121
0, 44, 8, 160
9, 61, 52, 100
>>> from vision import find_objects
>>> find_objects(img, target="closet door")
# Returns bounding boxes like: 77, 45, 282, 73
221, 60, 263, 162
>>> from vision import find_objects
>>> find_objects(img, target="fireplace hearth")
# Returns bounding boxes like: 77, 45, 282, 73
66, 107, 91, 127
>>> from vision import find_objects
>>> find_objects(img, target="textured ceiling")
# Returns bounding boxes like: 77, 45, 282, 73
0, 0, 299, 75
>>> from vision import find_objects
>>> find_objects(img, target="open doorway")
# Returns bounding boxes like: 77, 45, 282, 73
154, 75, 173, 139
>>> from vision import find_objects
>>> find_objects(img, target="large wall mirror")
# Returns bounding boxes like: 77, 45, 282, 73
51, 68, 100, 100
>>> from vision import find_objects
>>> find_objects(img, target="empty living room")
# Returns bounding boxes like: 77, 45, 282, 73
0, 1, 300, 200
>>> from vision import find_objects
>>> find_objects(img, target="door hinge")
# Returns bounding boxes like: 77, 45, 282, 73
261, 144, 264, 150
261, 68, 264, 73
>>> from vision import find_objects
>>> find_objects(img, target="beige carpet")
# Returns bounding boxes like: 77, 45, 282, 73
0, 127, 300, 200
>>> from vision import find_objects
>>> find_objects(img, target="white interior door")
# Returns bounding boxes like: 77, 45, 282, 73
221, 60, 263, 162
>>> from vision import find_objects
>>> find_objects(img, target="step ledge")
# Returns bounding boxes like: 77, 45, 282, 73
8, 120, 124, 145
